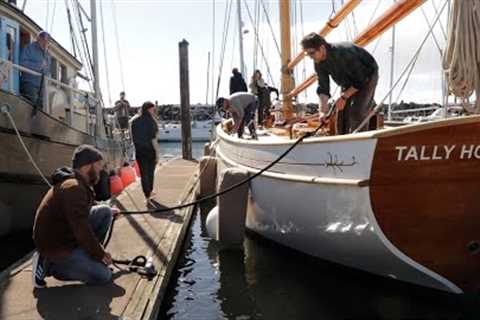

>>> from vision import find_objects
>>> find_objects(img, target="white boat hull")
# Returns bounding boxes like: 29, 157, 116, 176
215, 118, 480, 293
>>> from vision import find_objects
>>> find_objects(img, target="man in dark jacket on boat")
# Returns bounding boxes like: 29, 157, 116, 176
20, 31, 51, 107
301, 32, 378, 134
131, 101, 159, 203
216, 92, 258, 139
113, 91, 131, 132
32, 145, 119, 288
229, 68, 248, 94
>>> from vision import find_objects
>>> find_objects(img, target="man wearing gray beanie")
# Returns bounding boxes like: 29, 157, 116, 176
32, 144, 119, 288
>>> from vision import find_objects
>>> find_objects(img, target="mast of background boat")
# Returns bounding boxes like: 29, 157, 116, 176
388, 21, 395, 121
236, 0, 246, 78
90, 0, 103, 136
279, 0, 294, 120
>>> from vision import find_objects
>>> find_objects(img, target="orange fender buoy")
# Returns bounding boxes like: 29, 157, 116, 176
119, 165, 136, 188
110, 174, 124, 195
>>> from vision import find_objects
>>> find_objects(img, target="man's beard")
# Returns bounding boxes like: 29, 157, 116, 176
88, 166, 100, 186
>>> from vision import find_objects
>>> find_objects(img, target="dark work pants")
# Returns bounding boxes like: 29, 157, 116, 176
137, 156, 156, 199
337, 71, 379, 135
238, 102, 257, 139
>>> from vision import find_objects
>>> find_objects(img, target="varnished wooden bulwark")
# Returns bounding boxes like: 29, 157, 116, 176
370, 121, 480, 292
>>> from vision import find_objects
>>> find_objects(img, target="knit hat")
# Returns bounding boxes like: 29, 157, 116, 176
72, 145, 104, 169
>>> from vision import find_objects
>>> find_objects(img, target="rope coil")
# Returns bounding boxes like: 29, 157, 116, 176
443, 0, 480, 113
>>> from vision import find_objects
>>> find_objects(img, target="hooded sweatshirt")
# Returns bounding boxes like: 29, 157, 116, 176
33, 167, 106, 262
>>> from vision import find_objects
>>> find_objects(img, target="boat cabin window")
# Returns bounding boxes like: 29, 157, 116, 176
60, 63, 68, 84
6, 33, 13, 61
50, 57, 58, 80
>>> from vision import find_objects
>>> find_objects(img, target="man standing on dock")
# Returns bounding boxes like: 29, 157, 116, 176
131, 101, 159, 204
32, 145, 119, 288
216, 92, 258, 139
302, 33, 378, 134
113, 91, 131, 136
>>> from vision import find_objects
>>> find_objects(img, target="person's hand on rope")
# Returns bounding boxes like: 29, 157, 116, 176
102, 252, 113, 266
111, 207, 121, 219
318, 112, 329, 125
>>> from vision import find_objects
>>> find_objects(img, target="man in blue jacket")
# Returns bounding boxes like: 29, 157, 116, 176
20, 31, 51, 107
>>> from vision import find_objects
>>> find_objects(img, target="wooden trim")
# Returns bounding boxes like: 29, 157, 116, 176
216, 148, 369, 187
370, 120, 480, 293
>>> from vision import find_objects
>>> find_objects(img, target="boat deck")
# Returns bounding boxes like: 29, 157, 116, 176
0, 158, 199, 320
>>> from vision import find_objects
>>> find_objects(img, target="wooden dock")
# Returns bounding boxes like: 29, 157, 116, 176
0, 158, 199, 320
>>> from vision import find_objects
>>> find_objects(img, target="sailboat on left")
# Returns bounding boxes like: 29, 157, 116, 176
0, 1, 126, 236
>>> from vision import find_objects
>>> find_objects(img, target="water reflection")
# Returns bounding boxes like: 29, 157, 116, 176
159, 203, 479, 320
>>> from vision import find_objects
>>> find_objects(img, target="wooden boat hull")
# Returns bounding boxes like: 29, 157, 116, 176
215, 116, 480, 293
0, 90, 125, 236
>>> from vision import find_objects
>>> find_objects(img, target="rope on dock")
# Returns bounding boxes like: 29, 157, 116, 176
1, 105, 52, 187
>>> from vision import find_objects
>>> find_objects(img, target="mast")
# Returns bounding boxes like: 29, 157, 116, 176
90, 0, 104, 138
237, 0, 246, 77
279, 0, 294, 120
90, 0, 100, 100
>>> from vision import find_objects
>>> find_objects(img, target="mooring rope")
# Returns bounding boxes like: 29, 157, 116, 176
1, 106, 52, 187
442, 0, 480, 113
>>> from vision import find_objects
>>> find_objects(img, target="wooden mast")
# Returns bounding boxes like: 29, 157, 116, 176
287, 0, 426, 99
279, 0, 294, 120
286, 0, 362, 72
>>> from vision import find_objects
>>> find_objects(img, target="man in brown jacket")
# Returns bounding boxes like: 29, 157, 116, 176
32, 145, 118, 288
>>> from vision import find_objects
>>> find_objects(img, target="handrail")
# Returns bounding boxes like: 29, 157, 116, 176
0, 57, 98, 100
286, 0, 362, 72
287, 0, 426, 99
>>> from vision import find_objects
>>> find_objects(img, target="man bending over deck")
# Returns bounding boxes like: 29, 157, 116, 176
302, 33, 378, 134
216, 92, 258, 139
32, 145, 119, 288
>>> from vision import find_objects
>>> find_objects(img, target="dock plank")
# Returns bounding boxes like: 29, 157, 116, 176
0, 158, 199, 320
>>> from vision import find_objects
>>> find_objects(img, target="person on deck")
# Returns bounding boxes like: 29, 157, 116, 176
301, 32, 378, 134
216, 92, 258, 139
131, 101, 159, 204
32, 145, 119, 288
20, 31, 51, 107
113, 91, 131, 134
249, 70, 270, 126
229, 68, 248, 94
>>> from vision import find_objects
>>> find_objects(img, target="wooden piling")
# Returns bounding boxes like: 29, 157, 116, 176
179, 39, 192, 160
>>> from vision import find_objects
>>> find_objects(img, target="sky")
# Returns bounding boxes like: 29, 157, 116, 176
22, 0, 450, 107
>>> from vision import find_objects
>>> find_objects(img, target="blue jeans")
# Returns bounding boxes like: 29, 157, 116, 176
47, 205, 113, 285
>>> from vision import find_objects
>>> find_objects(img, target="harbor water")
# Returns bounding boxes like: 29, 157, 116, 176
159, 203, 480, 320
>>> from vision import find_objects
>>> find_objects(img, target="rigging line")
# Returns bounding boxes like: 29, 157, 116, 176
45, 0, 50, 30
354, 0, 449, 132
71, 0, 94, 91
252, 0, 258, 72
292, 0, 299, 86
351, 10, 359, 37
431, 0, 448, 40
259, 0, 281, 58
111, 0, 126, 91
214, 0, 233, 100
242, 0, 276, 88
394, 51, 420, 104
99, 0, 112, 106
49, 0, 57, 33
206, 52, 210, 104
420, 6, 443, 56
367, 0, 382, 26
211, 0, 215, 104
299, 0, 307, 100
230, 17, 237, 70
64, 0, 77, 58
